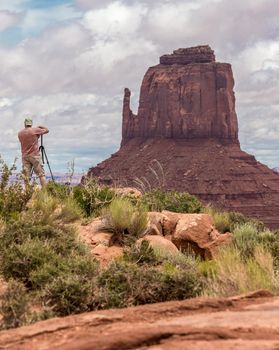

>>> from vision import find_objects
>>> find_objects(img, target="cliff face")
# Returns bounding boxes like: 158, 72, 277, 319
89, 45, 279, 229
122, 45, 238, 144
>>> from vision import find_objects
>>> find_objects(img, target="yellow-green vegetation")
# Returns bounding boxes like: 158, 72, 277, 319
0, 160, 278, 330
100, 197, 148, 244
142, 189, 203, 213
201, 245, 278, 297
203, 206, 265, 233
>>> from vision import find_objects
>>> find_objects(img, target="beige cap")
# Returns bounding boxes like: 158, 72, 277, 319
24, 118, 33, 126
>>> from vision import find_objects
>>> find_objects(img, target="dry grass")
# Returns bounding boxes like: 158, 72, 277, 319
201, 245, 278, 297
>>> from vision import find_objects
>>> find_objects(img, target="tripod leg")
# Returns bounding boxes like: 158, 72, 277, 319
41, 148, 55, 182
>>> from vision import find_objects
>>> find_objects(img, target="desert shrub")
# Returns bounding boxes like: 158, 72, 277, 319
0, 238, 59, 287
43, 275, 94, 316
123, 240, 158, 265
203, 207, 266, 233
95, 261, 159, 308
201, 245, 278, 297
55, 198, 83, 223
203, 207, 231, 233
0, 214, 84, 256
142, 189, 202, 213
0, 157, 35, 220
73, 177, 115, 216
46, 181, 71, 200
0, 280, 30, 329
101, 198, 148, 244
156, 261, 203, 300
95, 257, 202, 309
232, 222, 278, 263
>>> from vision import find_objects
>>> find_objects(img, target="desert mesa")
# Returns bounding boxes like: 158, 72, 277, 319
88, 45, 279, 229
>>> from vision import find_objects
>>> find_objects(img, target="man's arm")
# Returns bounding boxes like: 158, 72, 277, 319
37, 126, 49, 134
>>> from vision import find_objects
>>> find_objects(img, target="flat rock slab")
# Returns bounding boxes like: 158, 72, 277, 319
0, 292, 278, 350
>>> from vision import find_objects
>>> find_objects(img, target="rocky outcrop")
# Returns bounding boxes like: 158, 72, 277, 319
144, 211, 232, 259
88, 45, 279, 229
79, 211, 231, 262
160, 45, 215, 65
0, 292, 277, 350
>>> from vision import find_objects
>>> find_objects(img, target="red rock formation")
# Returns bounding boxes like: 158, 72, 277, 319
122, 45, 238, 144
88, 45, 279, 229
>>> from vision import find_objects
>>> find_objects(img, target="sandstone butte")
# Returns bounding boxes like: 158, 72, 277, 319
88, 45, 279, 230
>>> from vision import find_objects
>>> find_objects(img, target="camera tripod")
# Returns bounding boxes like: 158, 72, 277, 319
31, 135, 55, 182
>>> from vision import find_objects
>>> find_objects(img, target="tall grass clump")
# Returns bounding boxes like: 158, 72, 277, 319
233, 222, 279, 263
100, 197, 148, 244
201, 245, 278, 297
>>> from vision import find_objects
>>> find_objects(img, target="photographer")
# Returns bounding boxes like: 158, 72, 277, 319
18, 118, 49, 187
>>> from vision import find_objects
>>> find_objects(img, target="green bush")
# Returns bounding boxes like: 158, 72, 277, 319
44, 275, 94, 316
203, 207, 266, 233
123, 240, 158, 265
232, 222, 279, 263
55, 198, 83, 223
142, 189, 202, 213
0, 280, 29, 329
95, 261, 161, 308
95, 258, 202, 309
73, 178, 115, 216
157, 262, 203, 301
46, 182, 71, 200
0, 238, 59, 287
0, 157, 35, 220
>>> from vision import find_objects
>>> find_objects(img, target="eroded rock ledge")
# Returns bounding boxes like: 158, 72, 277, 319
160, 45, 216, 65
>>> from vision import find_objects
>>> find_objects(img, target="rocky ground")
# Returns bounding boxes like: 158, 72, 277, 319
0, 290, 277, 350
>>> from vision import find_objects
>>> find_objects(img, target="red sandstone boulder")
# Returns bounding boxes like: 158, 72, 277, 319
145, 212, 176, 236
169, 213, 232, 259
136, 235, 179, 255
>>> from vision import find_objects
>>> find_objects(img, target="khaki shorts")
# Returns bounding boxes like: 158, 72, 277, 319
22, 155, 45, 179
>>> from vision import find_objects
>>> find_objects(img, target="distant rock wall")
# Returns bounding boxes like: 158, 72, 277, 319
122, 45, 238, 145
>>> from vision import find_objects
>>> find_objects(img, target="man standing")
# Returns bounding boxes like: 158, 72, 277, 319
18, 118, 49, 187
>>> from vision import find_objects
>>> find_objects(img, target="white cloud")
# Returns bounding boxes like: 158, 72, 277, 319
82, 1, 148, 40
20, 4, 81, 36
0, 0, 278, 172
0, 10, 22, 31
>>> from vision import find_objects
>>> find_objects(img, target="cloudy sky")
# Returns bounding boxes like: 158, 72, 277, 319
0, 0, 278, 173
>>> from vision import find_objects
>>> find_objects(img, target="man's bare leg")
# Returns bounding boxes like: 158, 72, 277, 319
39, 175, 46, 187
